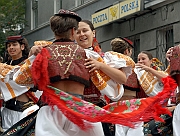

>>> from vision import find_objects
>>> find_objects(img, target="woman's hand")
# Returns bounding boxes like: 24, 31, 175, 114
84, 58, 102, 72
135, 63, 151, 72
166, 47, 174, 62
167, 106, 176, 112
85, 57, 127, 84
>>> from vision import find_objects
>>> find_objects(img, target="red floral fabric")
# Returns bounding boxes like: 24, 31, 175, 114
31, 48, 178, 130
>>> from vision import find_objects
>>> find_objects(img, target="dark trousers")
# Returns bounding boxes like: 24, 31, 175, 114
97, 101, 115, 136
102, 123, 115, 136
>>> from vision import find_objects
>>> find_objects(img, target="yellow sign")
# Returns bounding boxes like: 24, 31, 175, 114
109, 3, 120, 22
91, 0, 143, 28
92, 8, 109, 28
120, 0, 142, 18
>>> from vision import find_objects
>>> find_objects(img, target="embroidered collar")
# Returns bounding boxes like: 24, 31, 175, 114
87, 46, 93, 50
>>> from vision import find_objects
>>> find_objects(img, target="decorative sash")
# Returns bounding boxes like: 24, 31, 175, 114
134, 68, 168, 96
0, 63, 30, 101
39, 76, 176, 130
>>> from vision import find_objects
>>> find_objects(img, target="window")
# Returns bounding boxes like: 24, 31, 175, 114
75, 0, 84, 7
54, 0, 62, 14
144, 0, 153, 4
31, 0, 38, 29
75, 0, 92, 7
156, 26, 174, 70
133, 38, 140, 63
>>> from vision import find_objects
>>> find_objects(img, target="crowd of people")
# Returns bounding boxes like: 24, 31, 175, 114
0, 9, 179, 136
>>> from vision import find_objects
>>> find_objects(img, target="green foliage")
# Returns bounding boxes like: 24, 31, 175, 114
0, 30, 6, 57
0, 0, 26, 57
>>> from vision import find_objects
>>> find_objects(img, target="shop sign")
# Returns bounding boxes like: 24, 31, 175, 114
92, 8, 109, 28
120, 0, 143, 18
109, 3, 120, 22
91, 0, 144, 28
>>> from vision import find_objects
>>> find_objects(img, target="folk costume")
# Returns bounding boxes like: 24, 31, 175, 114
115, 70, 144, 136
84, 37, 134, 136
137, 58, 174, 136
123, 58, 168, 100
169, 45, 180, 136
111, 37, 144, 136
0, 36, 38, 133
83, 38, 104, 106
0, 8, 177, 135
116, 56, 172, 136
0, 38, 178, 136
134, 60, 168, 97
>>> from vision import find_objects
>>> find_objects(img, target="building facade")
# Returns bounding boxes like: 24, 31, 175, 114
24, 0, 180, 69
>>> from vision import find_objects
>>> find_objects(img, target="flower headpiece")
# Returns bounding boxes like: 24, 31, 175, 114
151, 58, 163, 70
